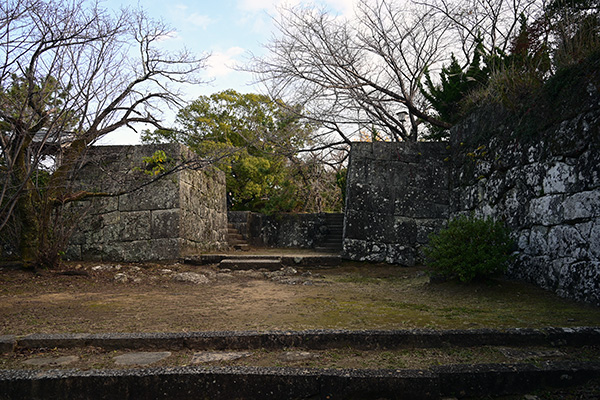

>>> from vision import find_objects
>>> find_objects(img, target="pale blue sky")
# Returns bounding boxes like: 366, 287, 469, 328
99, 0, 356, 144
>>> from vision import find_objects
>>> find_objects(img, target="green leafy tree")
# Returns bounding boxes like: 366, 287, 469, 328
143, 90, 317, 213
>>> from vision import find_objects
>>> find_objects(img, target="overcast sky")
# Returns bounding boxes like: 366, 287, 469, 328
99, 0, 357, 144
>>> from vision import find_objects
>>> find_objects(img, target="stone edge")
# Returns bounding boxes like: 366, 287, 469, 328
0, 336, 16, 354
11, 327, 600, 352
0, 361, 598, 399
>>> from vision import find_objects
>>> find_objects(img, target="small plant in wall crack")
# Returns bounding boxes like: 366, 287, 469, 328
424, 214, 514, 283
134, 150, 173, 176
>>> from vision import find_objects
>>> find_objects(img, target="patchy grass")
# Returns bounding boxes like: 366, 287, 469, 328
0, 261, 599, 335
2, 345, 599, 372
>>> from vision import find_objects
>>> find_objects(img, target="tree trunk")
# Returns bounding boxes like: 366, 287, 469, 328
13, 148, 39, 268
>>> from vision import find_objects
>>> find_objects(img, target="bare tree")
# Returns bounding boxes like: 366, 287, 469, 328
248, 0, 548, 147
0, 0, 209, 265
248, 0, 453, 145
415, 0, 545, 63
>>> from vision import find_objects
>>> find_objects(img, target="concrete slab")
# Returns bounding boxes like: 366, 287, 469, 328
191, 351, 252, 364
114, 352, 172, 366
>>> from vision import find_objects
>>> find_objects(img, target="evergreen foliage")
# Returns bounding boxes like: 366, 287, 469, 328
143, 90, 344, 214
424, 215, 514, 283
420, 42, 490, 138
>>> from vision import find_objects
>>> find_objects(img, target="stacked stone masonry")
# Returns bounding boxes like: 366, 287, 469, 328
450, 91, 600, 306
343, 60, 599, 305
228, 211, 335, 249
343, 142, 450, 265
67, 144, 228, 262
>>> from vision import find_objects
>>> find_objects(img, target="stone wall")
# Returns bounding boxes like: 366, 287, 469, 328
342, 56, 600, 305
67, 144, 228, 262
228, 211, 330, 248
449, 62, 600, 305
343, 142, 450, 265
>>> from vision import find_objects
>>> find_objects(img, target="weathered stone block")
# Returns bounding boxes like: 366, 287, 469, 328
416, 219, 446, 244
392, 217, 417, 244
547, 225, 588, 260
152, 209, 180, 239
543, 161, 576, 194
527, 195, 564, 226
526, 225, 549, 256
563, 190, 600, 221
386, 244, 416, 266
590, 219, 600, 259
119, 179, 179, 212
121, 211, 151, 241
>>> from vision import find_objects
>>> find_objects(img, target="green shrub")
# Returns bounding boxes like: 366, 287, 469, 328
424, 215, 514, 283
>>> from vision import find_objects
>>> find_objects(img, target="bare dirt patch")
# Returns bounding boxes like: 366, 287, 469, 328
1, 260, 600, 335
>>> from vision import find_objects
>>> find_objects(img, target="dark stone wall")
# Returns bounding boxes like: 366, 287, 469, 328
67, 144, 228, 262
342, 56, 599, 305
449, 59, 600, 305
228, 211, 331, 248
343, 142, 450, 265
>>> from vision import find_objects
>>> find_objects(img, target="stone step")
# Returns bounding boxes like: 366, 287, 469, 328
326, 224, 344, 229
218, 258, 282, 270
232, 244, 250, 251
185, 254, 342, 267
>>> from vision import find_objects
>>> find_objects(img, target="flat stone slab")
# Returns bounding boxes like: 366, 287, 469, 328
172, 272, 209, 284
23, 356, 79, 367
278, 351, 319, 362
219, 259, 282, 270
187, 254, 341, 267
191, 351, 252, 364
114, 352, 172, 366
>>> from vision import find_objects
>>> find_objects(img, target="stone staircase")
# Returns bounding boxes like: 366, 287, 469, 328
227, 223, 249, 251
315, 213, 344, 253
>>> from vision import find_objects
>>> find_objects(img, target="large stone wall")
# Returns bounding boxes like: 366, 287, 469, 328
228, 211, 329, 248
343, 142, 450, 265
342, 57, 599, 305
449, 65, 600, 305
67, 144, 228, 262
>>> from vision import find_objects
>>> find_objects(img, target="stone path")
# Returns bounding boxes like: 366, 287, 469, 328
114, 352, 172, 366
23, 356, 80, 367
5, 328, 600, 399
191, 351, 252, 364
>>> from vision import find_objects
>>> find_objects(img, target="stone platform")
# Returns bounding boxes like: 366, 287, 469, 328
185, 252, 342, 269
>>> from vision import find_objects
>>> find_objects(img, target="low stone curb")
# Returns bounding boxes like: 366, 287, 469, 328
184, 254, 342, 267
10, 327, 600, 352
0, 361, 598, 399
0, 336, 16, 353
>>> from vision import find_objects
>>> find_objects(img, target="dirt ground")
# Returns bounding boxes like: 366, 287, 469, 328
2, 260, 600, 335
